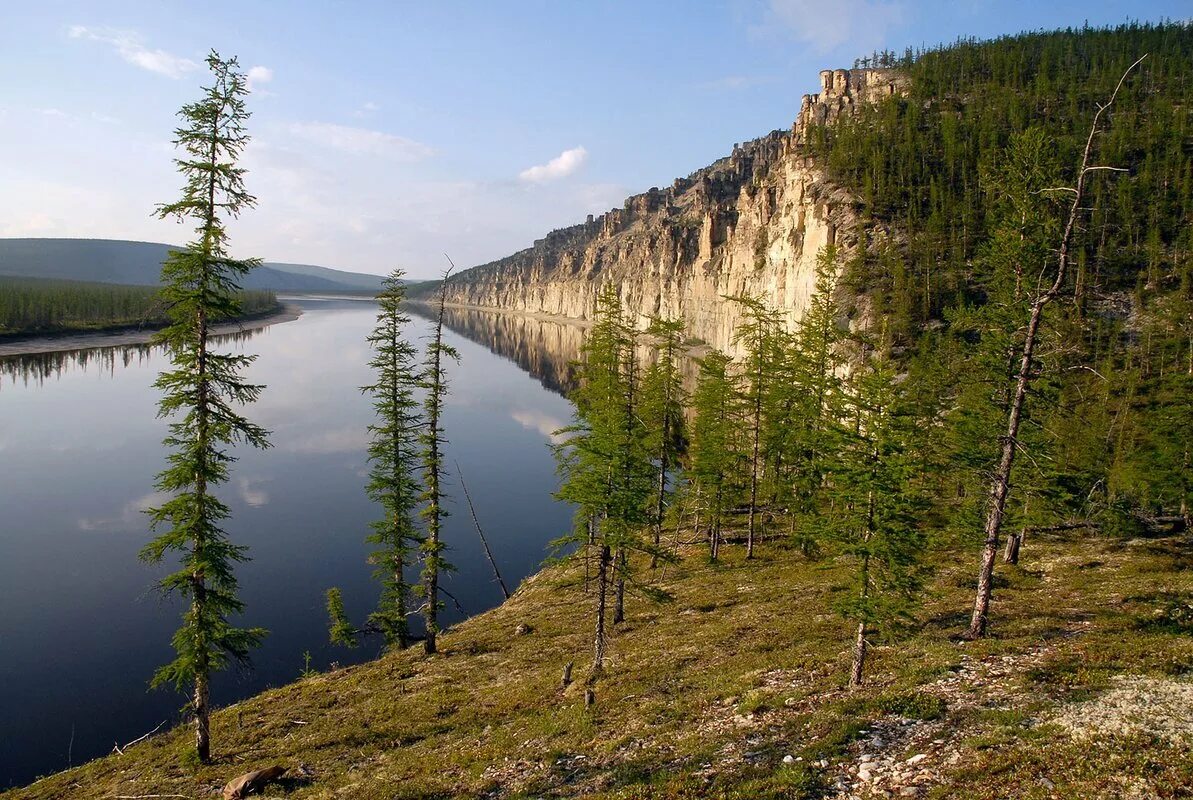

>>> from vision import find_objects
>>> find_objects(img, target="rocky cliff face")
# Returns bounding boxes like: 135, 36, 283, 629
438, 68, 907, 355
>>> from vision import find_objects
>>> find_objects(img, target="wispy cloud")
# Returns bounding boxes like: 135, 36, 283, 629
288, 121, 433, 160
519, 146, 588, 183
353, 101, 380, 118
246, 65, 273, 91
761, 0, 904, 53
68, 25, 198, 79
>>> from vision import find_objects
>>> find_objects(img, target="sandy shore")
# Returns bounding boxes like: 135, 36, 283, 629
0, 303, 303, 357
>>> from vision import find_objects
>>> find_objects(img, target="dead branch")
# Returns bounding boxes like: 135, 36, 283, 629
111, 720, 167, 756
455, 459, 511, 599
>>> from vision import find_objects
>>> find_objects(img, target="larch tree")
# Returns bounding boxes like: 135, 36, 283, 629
363, 270, 424, 648
327, 270, 425, 650
967, 57, 1145, 638
787, 245, 847, 552
687, 349, 743, 561
641, 316, 687, 567
730, 294, 786, 558
829, 349, 926, 687
554, 285, 660, 682
420, 270, 459, 654
141, 51, 269, 765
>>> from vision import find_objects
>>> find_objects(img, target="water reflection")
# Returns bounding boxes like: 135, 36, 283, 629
0, 329, 259, 389
0, 298, 575, 788
423, 304, 585, 395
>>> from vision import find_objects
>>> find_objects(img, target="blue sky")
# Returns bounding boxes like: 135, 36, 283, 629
1, 1, 1185, 278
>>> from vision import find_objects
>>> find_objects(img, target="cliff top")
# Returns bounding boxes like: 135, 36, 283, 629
430, 66, 903, 290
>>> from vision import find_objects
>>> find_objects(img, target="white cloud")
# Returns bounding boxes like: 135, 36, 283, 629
237, 477, 270, 507
247, 65, 273, 90
288, 121, 433, 160
519, 146, 588, 183
511, 409, 568, 444
68, 25, 198, 79
78, 491, 170, 532
763, 0, 904, 53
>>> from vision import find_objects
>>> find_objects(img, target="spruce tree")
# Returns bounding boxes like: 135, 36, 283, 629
420, 272, 459, 654
363, 269, 424, 649
141, 51, 268, 765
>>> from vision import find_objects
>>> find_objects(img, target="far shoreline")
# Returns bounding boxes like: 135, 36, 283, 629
0, 303, 304, 357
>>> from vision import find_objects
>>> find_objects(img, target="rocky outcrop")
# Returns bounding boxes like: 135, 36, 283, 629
437, 68, 906, 355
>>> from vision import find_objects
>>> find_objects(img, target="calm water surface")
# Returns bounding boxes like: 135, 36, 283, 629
0, 297, 580, 787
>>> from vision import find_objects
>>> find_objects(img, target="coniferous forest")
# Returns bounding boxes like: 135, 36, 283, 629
0, 274, 278, 338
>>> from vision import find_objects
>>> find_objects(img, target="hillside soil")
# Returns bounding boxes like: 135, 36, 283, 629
8, 526, 1192, 799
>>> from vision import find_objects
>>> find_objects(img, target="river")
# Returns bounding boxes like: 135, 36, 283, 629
0, 296, 585, 788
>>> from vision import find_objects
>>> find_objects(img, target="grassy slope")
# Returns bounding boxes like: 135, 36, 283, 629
10, 532, 1191, 800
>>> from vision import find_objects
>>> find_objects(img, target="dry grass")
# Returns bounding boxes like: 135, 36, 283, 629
7, 531, 1192, 799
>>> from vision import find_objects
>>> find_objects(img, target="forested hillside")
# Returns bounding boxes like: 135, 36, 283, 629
0, 275, 279, 337
804, 21, 1191, 544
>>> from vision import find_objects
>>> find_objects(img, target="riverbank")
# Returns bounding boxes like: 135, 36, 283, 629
0, 303, 302, 357
9, 530, 1191, 799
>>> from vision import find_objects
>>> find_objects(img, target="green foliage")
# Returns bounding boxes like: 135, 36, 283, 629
419, 277, 460, 652
641, 316, 688, 561
826, 349, 930, 677
816, 24, 1193, 533
362, 270, 424, 649
0, 275, 276, 337
326, 588, 358, 648
685, 349, 743, 560
140, 51, 268, 761
553, 286, 670, 671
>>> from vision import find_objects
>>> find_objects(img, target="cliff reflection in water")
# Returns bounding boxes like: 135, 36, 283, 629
420, 304, 585, 396
0, 329, 260, 389
418, 304, 705, 403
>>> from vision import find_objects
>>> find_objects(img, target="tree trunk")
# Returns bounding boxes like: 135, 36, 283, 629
746, 367, 762, 559
966, 58, 1141, 639
849, 621, 867, 688
592, 544, 611, 676
1003, 529, 1022, 564
612, 548, 626, 625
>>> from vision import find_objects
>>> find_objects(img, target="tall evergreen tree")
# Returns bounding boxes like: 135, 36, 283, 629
687, 349, 743, 561
787, 246, 848, 551
420, 271, 459, 655
829, 348, 926, 686
554, 286, 659, 680
641, 317, 687, 568
730, 295, 786, 558
141, 52, 268, 765
363, 269, 424, 649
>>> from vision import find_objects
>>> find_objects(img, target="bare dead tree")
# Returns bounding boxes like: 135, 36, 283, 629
966, 55, 1146, 639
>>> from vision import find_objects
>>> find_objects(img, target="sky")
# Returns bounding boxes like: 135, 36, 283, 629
1, 1, 1187, 279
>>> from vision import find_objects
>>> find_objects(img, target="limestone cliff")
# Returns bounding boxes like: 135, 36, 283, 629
436, 68, 907, 354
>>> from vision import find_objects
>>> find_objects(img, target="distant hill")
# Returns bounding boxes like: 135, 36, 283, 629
0, 239, 387, 293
